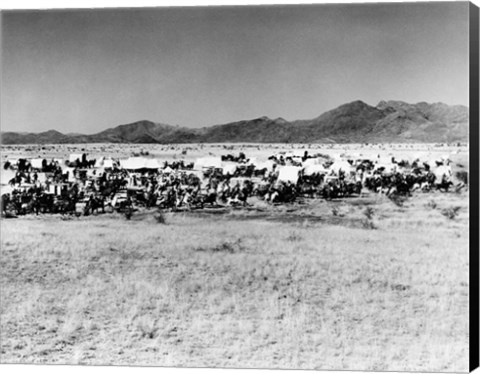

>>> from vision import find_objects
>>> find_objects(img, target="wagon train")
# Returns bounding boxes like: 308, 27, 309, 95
0, 150, 466, 218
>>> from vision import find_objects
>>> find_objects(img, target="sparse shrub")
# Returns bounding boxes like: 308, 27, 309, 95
363, 207, 375, 220
388, 194, 407, 208
195, 239, 244, 253
302, 219, 312, 228
391, 283, 411, 291
455, 170, 468, 185
287, 231, 302, 242
426, 199, 437, 210
454, 183, 466, 194
362, 218, 377, 230
136, 317, 159, 339
154, 212, 167, 224
362, 207, 376, 229
212, 239, 242, 253
441, 206, 461, 220
331, 207, 339, 216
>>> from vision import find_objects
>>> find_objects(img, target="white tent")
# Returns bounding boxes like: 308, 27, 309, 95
422, 158, 435, 168
253, 159, 275, 171
94, 156, 105, 168
303, 157, 326, 167
277, 166, 301, 184
434, 164, 452, 182
303, 164, 329, 176
293, 149, 307, 158
222, 163, 238, 175
31, 158, 44, 169
37, 173, 47, 183
0, 169, 16, 185
194, 156, 222, 170
163, 166, 174, 174
330, 161, 353, 174
103, 159, 114, 169
377, 155, 394, 164
69, 154, 83, 163
144, 159, 161, 169
441, 154, 452, 164
120, 157, 148, 170
329, 152, 342, 162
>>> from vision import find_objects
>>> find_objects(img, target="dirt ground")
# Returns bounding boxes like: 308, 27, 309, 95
0, 186, 470, 371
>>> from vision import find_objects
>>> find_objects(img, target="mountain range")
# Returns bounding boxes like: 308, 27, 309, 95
1, 100, 469, 145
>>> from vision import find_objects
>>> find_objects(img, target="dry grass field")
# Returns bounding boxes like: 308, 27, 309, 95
0, 184, 470, 371
0, 143, 471, 371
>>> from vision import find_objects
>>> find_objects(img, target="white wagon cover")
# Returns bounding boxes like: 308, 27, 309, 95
194, 157, 222, 170
277, 166, 302, 184
30, 158, 44, 169
120, 157, 148, 170
69, 153, 83, 163
303, 164, 329, 176
222, 162, 238, 175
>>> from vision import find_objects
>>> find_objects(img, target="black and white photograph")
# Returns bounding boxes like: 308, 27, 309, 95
0, 0, 478, 372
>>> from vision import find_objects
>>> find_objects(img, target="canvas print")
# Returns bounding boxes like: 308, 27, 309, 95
0, 1, 476, 372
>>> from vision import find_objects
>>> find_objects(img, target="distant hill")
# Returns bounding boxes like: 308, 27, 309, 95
289, 100, 388, 142
2, 129, 73, 144
1, 100, 469, 145
86, 120, 179, 143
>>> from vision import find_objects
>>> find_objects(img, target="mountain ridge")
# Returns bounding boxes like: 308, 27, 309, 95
1, 100, 469, 145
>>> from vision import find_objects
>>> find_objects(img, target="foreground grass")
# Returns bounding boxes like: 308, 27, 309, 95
0, 192, 469, 371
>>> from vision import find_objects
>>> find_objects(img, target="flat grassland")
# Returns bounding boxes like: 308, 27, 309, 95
0, 189, 469, 371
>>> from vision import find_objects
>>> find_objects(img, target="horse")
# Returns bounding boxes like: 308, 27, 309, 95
84, 196, 106, 215
434, 165, 453, 192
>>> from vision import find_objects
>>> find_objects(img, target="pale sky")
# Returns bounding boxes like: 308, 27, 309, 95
1, 1, 470, 133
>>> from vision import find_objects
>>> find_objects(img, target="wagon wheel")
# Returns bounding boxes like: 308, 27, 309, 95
4, 201, 18, 217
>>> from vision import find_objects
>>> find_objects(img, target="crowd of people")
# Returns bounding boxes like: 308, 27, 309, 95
0, 151, 463, 218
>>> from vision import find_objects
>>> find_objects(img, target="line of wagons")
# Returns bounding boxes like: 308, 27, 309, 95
1, 173, 343, 218
1, 184, 135, 218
